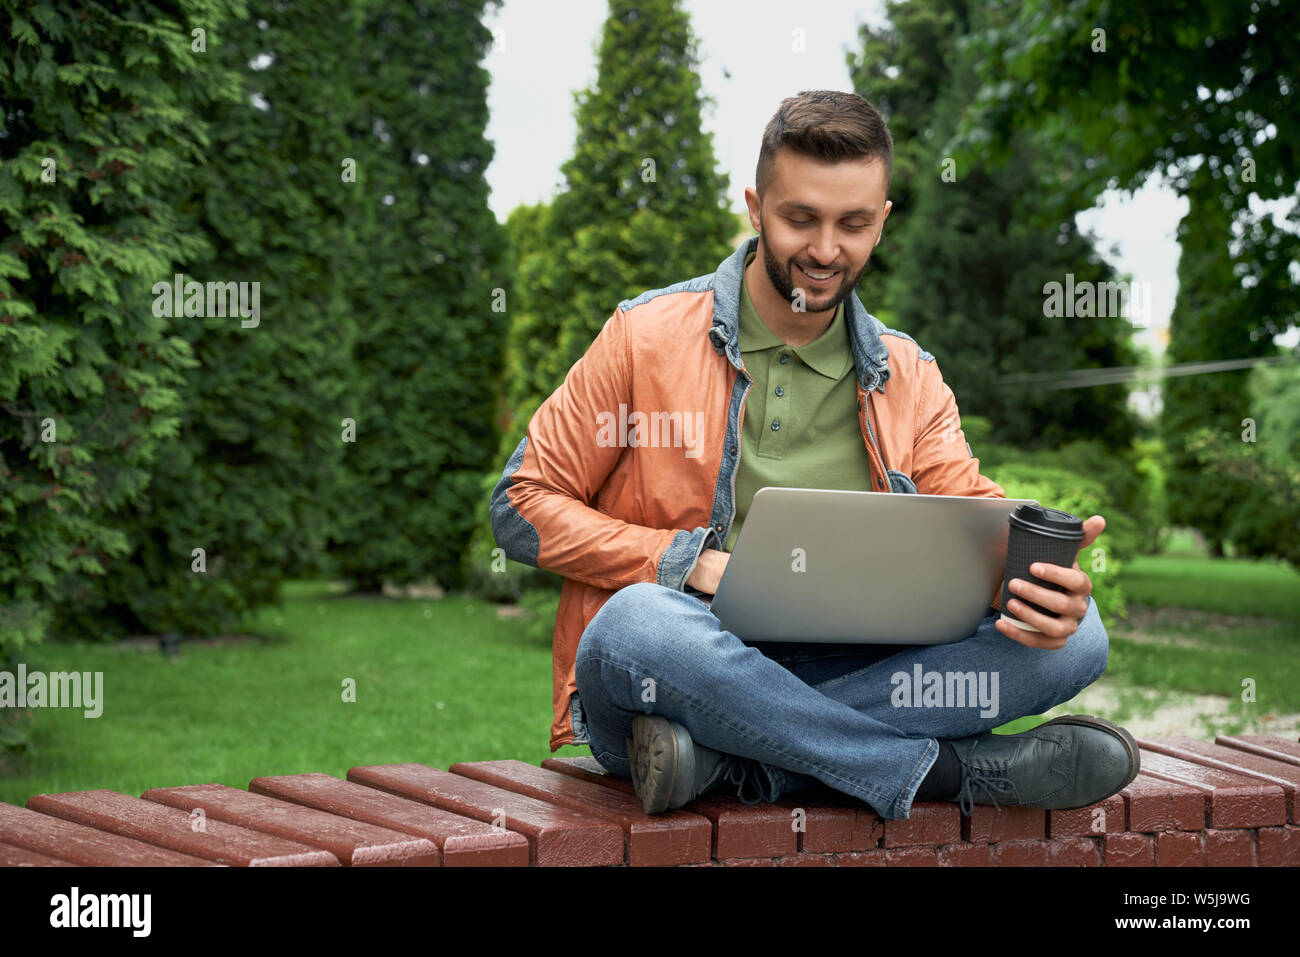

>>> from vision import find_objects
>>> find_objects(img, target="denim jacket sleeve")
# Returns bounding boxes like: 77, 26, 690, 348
489, 307, 714, 593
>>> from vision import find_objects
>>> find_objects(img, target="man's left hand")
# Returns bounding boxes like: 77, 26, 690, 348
995, 515, 1105, 651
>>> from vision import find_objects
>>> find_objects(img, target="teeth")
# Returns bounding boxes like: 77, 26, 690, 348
803, 267, 835, 279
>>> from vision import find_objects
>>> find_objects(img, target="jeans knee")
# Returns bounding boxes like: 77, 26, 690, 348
1066, 596, 1110, 690
577, 581, 677, 667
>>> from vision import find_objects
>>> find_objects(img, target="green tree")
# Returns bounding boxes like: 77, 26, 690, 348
329, 0, 509, 594
469, 0, 737, 599
953, 0, 1299, 553
504, 0, 736, 446
851, 0, 1139, 450
0, 1, 247, 654
1183, 351, 1300, 568
49, 2, 371, 642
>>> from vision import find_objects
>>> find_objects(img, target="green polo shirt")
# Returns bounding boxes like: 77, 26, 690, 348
724, 252, 874, 552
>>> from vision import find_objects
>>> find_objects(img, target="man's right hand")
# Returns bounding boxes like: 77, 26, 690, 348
686, 548, 730, 595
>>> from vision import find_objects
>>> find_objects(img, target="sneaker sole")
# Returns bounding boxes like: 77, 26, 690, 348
627, 715, 696, 814
1033, 713, 1141, 810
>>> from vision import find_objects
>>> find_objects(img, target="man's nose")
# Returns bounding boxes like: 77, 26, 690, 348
808, 227, 841, 267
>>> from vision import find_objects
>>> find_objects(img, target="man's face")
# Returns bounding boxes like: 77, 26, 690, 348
745, 148, 892, 316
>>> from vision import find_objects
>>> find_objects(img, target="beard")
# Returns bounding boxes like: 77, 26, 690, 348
757, 215, 869, 315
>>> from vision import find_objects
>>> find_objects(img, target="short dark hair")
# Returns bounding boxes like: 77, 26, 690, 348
755, 90, 893, 201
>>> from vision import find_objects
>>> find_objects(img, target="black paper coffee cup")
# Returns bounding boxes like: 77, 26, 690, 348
1001, 504, 1085, 632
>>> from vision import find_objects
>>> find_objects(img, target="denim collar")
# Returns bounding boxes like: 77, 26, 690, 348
708, 234, 892, 393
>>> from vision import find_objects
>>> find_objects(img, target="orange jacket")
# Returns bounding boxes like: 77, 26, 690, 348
490, 235, 1007, 751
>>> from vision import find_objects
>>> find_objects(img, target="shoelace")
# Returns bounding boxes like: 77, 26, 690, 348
725, 760, 762, 804
956, 738, 1019, 816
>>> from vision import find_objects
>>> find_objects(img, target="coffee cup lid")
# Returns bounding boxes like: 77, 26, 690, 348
1009, 503, 1085, 540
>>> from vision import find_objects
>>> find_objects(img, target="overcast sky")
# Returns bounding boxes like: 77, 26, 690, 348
478, 0, 1293, 366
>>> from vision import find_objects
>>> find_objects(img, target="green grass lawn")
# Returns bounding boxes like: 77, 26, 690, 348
3, 532, 1297, 805
0, 583, 590, 806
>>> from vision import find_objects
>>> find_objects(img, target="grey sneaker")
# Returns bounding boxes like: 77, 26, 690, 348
948, 714, 1140, 814
626, 715, 742, 814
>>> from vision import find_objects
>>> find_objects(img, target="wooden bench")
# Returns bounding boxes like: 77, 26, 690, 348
3, 733, 1299, 866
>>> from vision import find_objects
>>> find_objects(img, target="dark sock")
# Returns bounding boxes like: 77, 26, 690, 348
914, 740, 962, 802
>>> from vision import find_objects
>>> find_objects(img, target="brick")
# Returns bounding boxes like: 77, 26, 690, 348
1121, 773, 1205, 832
1137, 747, 1286, 828
1139, 737, 1300, 825
1154, 830, 1206, 867
143, 783, 438, 866
545, 758, 867, 858
834, 850, 888, 866
991, 840, 1047, 866
881, 801, 961, 847
0, 801, 215, 866
938, 842, 992, 866
1050, 795, 1124, 837
0, 841, 73, 866
775, 852, 834, 866
1215, 735, 1300, 768
719, 857, 776, 866
1257, 825, 1300, 866
776, 794, 881, 853
883, 846, 940, 865
1044, 837, 1100, 867
250, 773, 528, 866
348, 763, 623, 867
965, 805, 1045, 843
28, 790, 338, 867
448, 759, 710, 867
1104, 832, 1154, 866
677, 795, 797, 861
1204, 828, 1255, 867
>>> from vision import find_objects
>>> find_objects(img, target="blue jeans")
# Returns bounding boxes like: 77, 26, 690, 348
573, 582, 1109, 820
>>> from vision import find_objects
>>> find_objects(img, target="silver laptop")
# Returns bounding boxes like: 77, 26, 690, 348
708, 487, 1038, 644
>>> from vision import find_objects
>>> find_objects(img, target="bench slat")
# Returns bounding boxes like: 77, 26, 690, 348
1136, 747, 1287, 828
1139, 737, 1300, 824
449, 759, 711, 866
142, 784, 439, 866
348, 763, 623, 866
249, 773, 528, 866
28, 790, 340, 867
541, 756, 800, 859
0, 802, 217, 866
1215, 734, 1300, 768
1121, 772, 1214, 832
0, 840, 74, 866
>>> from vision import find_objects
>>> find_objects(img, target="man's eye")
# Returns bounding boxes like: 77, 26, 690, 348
788, 218, 868, 231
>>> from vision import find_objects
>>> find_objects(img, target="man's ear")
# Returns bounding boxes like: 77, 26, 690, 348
873, 199, 893, 247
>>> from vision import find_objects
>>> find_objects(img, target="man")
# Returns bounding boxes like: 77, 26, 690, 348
490, 89, 1138, 820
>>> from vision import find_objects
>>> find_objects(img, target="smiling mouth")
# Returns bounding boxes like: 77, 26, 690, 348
797, 264, 839, 281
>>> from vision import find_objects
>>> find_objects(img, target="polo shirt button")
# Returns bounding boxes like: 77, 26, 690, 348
774, 385, 784, 397
771, 419, 780, 431
876, 477, 884, 489
779, 354, 790, 364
